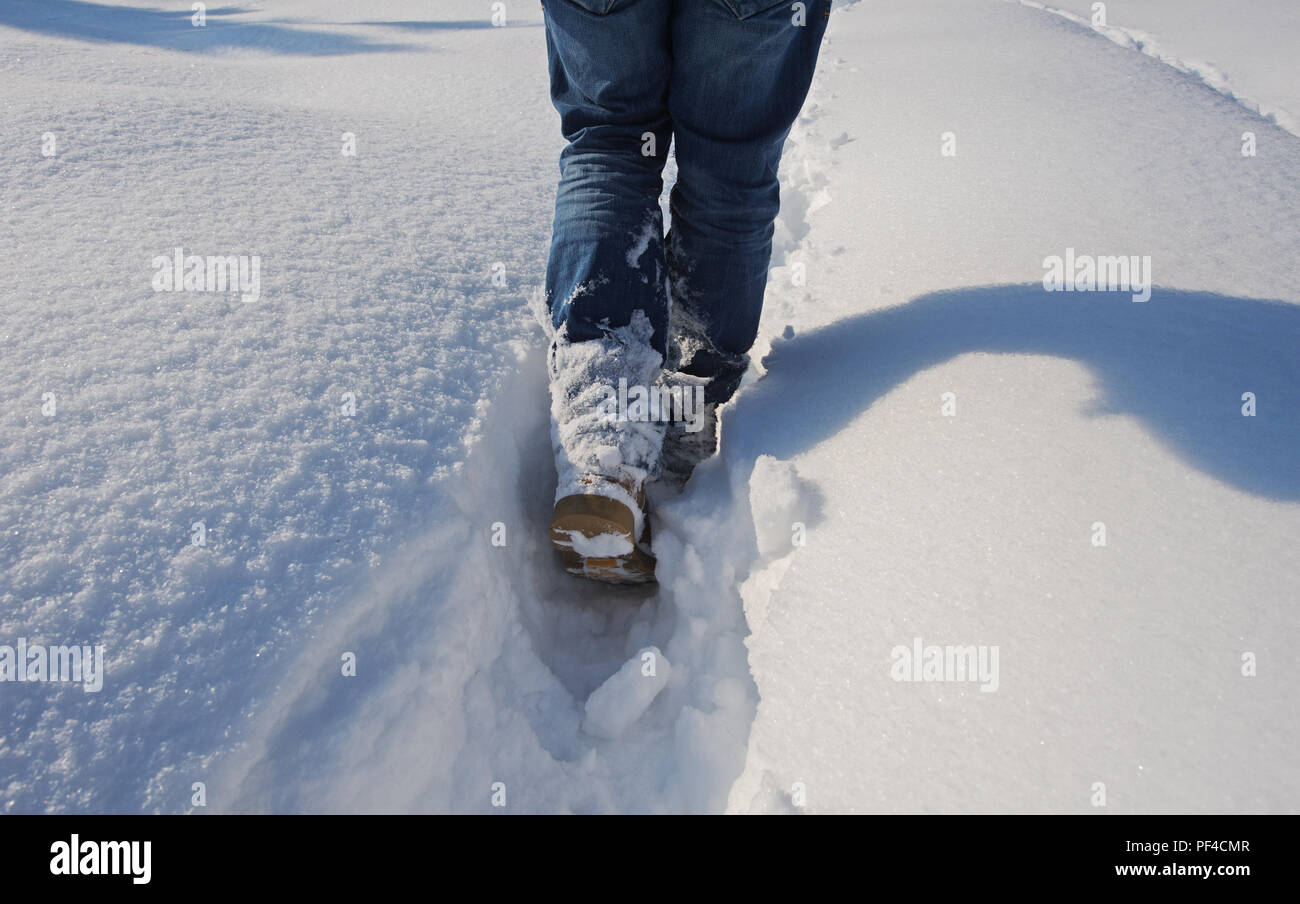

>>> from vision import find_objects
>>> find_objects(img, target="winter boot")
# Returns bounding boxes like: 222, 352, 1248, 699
657, 401, 719, 488
547, 314, 665, 583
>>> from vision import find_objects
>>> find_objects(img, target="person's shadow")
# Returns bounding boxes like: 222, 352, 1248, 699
727, 285, 1300, 500
0, 0, 412, 55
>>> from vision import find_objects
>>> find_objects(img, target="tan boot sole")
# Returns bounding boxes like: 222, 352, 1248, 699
551, 492, 656, 585
558, 548, 657, 585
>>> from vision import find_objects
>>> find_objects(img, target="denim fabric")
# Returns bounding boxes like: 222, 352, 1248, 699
543, 0, 830, 405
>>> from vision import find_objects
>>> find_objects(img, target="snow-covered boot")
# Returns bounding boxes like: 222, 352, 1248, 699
547, 313, 664, 583
550, 475, 656, 584
656, 292, 736, 488
658, 401, 719, 488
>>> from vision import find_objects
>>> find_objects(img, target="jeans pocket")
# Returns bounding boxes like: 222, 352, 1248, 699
722, 0, 803, 19
560, 0, 620, 13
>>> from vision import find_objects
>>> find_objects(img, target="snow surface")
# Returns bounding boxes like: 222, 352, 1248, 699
1014, 0, 1300, 136
1, 0, 1297, 814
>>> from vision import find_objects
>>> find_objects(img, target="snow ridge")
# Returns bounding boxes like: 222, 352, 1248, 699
1012, 0, 1299, 137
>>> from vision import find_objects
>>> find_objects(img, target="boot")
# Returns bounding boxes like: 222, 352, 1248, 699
658, 401, 719, 488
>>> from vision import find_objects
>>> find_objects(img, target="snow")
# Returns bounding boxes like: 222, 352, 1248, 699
747, 456, 815, 559
725, 0, 1300, 814
582, 647, 671, 741
554, 530, 634, 560
1, 0, 1296, 814
1014, 0, 1300, 136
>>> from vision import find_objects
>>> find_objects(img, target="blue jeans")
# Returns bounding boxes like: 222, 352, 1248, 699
543, 0, 830, 404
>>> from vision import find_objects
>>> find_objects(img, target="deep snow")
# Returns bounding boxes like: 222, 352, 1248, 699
1, 0, 1297, 814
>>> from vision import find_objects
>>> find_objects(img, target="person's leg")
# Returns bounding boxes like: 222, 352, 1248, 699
666, 0, 830, 405
542, 0, 674, 582
543, 0, 674, 354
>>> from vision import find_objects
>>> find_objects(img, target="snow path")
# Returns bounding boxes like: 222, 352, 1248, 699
2, 0, 1297, 813
212, 12, 846, 817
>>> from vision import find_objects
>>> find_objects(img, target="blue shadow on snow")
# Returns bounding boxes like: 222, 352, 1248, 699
0, 0, 414, 55
729, 285, 1300, 501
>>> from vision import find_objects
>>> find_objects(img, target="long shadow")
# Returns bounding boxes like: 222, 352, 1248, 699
0, 0, 411, 55
728, 285, 1300, 500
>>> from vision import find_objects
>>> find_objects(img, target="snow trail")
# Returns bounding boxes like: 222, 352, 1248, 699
212, 14, 845, 815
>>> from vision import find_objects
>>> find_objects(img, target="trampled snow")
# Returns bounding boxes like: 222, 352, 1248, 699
1, 0, 1296, 814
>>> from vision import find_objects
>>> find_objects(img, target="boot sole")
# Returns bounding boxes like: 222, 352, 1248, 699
551, 494, 656, 585
558, 548, 657, 585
